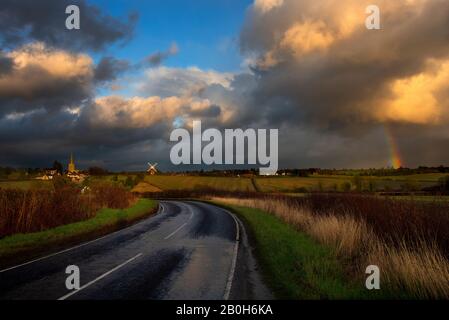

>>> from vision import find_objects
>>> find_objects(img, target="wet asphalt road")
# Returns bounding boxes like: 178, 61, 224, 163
0, 201, 243, 300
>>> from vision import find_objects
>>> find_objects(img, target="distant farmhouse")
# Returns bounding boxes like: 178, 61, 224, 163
35, 169, 60, 181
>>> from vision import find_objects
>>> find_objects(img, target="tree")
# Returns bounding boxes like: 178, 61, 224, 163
52, 161, 63, 174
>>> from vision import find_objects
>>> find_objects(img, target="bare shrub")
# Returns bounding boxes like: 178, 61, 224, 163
0, 187, 89, 237
90, 182, 134, 209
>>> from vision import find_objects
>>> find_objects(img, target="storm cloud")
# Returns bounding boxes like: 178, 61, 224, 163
240, 0, 449, 129
0, 53, 14, 75
0, 0, 137, 52
94, 56, 130, 83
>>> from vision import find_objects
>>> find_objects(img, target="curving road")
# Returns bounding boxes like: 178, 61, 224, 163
0, 201, 270, 300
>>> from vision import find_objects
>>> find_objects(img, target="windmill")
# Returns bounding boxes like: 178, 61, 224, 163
147, 162, 158, 175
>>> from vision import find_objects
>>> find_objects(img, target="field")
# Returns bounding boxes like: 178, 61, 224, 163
144, 175, 256, 192
255, 176, 351, 192
1, 172, 448, 195
143, 173, 446, 193
254, 174, 445, 193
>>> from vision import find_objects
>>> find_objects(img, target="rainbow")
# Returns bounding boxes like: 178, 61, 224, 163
384, 125, 403, 169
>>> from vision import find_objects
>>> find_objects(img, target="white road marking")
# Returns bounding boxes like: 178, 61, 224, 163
222, 208, 240, 300
0, 204, 163, 273
162, 201, 194, 240
57, 253, 142, 300
164, 223, 187, 240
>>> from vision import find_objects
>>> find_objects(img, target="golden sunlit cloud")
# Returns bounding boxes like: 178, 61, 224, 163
90, 95, 217, 129
0, 42, 93, 98
377, 59, 449, 124
280, 21, 335, 56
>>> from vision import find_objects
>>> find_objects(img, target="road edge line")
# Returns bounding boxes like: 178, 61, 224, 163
222, 207, 240, 300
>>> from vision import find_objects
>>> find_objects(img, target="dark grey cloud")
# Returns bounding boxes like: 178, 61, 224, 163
0, 0, 137, 52
184, 104, 222, 118
94, 56, 130, 83
0, 106, 173, 170
145, 43, 179, 66
0, 53, 14, 75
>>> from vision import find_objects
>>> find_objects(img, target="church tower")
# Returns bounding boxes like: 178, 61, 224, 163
68, 153, 76, 173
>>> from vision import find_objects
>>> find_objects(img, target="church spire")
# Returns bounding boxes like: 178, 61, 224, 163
68, 153, 76, 173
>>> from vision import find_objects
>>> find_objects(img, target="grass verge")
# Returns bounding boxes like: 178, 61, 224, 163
0, 199, 158, 267
212, 201, 389, 299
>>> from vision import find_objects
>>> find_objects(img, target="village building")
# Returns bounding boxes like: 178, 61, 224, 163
35, 169, 61, 180
34, 154, 88, 182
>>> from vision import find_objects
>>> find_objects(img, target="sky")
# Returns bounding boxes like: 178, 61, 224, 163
90, 0, 251, 71
1, 0, 449, 171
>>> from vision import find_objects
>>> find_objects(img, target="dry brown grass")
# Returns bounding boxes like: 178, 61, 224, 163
368, 240, 449, 299
0, 182, 135, 237
307, 215, 373, 257
214, 196, 449, 299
